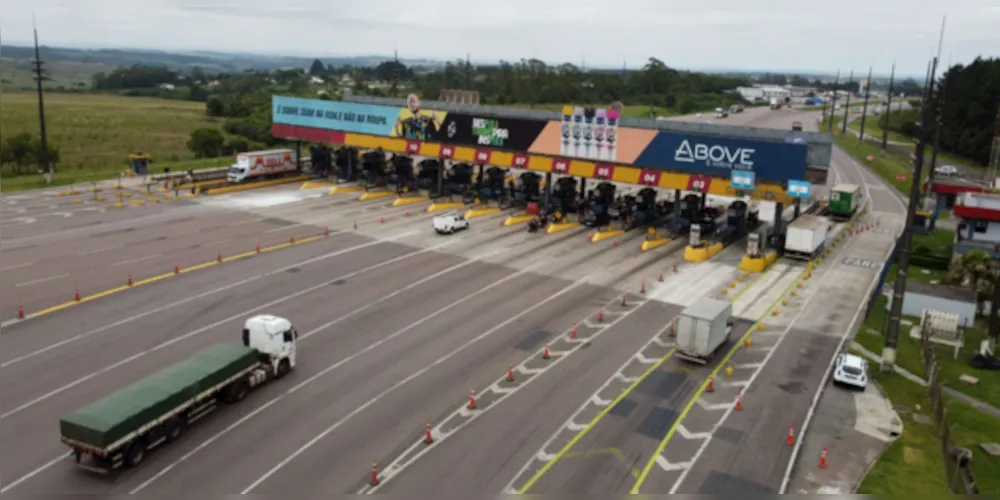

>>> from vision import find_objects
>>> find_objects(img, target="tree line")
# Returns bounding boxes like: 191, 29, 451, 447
0, 133, 61, 175
878, 57, 1000, 166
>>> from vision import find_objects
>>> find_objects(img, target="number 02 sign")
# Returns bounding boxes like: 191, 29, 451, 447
686, 176, 712, 192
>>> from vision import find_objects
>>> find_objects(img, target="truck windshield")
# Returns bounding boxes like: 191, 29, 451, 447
229, 166, 244, 175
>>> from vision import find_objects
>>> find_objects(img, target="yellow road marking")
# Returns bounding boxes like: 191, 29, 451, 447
629, 264, 807, 493
518, 256, 782, 493
25, 232, 331, 320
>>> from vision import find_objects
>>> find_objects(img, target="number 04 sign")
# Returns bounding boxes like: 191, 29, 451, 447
686, 175, 712, 193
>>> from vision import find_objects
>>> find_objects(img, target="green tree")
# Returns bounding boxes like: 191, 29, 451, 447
206, 96, 226, 117
1, 132, 36, 174
309, 59, 326, 76
186, 128, 226, 158
948, 250, 996, 315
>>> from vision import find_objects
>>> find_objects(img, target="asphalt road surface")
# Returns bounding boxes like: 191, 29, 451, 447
0, 106, 905, 494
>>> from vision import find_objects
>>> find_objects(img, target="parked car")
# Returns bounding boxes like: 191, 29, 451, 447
833, 353, 869, 389
714, 108, 729, 118
934, 165, 959, 176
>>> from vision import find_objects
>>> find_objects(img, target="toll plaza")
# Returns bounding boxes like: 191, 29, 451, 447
271, 94, 833, 265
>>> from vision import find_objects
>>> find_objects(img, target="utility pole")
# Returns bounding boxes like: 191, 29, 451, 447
390, 46, 399, 98
927, 17, 948, 184
841, 70, 854, 135
881, 62, 896, 155
827, 70, 840, 132
31, 19, 53, 184
464, 53, 472, 89
882, 56, 938, 371
858, 65, 873, 143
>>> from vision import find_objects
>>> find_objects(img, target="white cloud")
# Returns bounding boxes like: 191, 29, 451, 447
3, 0, 997, 76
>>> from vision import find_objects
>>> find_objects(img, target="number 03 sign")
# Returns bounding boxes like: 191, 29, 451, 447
686, 175, 712, 193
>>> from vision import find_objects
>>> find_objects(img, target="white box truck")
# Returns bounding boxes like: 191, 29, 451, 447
675, 298, 734, 364
227, 149, 298, 183
784, 214, 829, 260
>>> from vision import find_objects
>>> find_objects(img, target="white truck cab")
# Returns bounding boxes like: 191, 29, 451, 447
433, 212, 470, 234
242, 314, 297, 374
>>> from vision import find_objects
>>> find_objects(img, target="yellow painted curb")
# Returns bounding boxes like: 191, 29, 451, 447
300, 180, 334, 190
546, 221, 580, 234
737, 251, 778, 273
640, 237, 673, 252
392, 196, 430, 206
206, 175, 310, 195
684, 245, 709, 262
358, 191, 395, 201
589, 229, 625, 243
503, 214, 535, 226
427, 201, 466, 213
23, 232, 333, 321
330, 185, 366, 194
464, 207, 501, 219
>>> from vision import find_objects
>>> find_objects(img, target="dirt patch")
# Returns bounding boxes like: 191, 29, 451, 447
903, 446, 925, 464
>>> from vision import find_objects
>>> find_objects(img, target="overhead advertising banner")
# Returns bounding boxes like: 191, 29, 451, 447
427, 113, 548, 151
558, 104, 622, 162
273, 96, 402, 137
634, 131, 808, 182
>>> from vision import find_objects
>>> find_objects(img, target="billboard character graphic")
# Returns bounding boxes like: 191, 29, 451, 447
394, 94, 442, 141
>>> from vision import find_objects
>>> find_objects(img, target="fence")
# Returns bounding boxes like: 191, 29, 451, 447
919, 329, 980, 494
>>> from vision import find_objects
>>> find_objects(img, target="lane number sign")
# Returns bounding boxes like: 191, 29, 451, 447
687, 175, 712, 193
639, 170, 661, 186
406, 141, 421, 154
510, 153, 529, 168
439, 145, 455, 159
593, 164, 615, 180
551, 158, 571, 174
474, 150, 492, 163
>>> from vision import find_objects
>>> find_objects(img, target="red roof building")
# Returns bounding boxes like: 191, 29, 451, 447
953, 192, 1000, 260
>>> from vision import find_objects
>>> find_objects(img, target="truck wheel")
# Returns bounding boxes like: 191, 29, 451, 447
225, 379, 249, 403
125, 440, 147, 468
276, 359, 291, 379
164, 418, 184, 443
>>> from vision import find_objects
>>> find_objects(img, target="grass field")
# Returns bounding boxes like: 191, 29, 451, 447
0, 92, 229, 191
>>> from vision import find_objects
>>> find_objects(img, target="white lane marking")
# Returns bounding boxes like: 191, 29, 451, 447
676, 425, 710, 441
265, 223, 304, 233
0, 452, 66, 494
501, 319, 680, 494
15, 274, 69, 288
363, 298, 658, 493
228, 218, 263, 226
77, 245, 123, 256
0, 233, 413, 368
667, 230, 862, 494
656, 455, 691, 472
130, 254, 552, 493
238, 277, 591, 494
0, 235, 429, 417
0, 262, 34, 271
111, 254, 162, 267
695, 399, 730, 411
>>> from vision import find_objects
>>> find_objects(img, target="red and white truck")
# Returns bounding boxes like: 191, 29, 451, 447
227, 149, 298, 183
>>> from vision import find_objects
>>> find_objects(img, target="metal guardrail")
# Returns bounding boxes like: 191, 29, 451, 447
342, 95, 833, 166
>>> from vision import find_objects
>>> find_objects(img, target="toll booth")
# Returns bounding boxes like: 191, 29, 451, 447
448, 163, 474, 197
334, 147, 359, 181
128, 153, 152, 175
479, 167, 507, 203
361, 150, 388, 188
513, 172, 542, 207
583, 182, 616, 227
309, 145, 334, 178
417, 159, 442, 193
550, 177, 579, 215
738, 228, 778, 272
390, 155, 416, 193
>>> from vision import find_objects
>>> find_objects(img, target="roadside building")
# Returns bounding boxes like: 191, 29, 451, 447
953, 191, 1000, 259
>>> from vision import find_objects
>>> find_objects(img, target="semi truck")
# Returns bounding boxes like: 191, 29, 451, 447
227, 149, 298, 183
784, 215, 830, 260
828, 183, 861, 221
675, 298, 734, 364
59, 315, 297, 473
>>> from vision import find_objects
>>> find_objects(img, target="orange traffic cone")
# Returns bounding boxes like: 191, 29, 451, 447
621, 295, 628, 307
324, 227, 330, 237
707, 377, 714, 392
542, 345, 550, 360
370, 460, 379, 486
127, 274, 133, 287
735, 393, 743, 411
673, 264, 678, 273
174, 264, 180, 274
380, 217, 385, 224
787, 425, 795, 446
217, 252, 223, 263
507, 363, 515, 382
669, 324, 676, 337
598, 309, 605, 322
405, 211, 410, 217
818, 446, 828, 468
256, 243, 261, 253
290, 235, 295, 244
424, 422, 433, 444
468, 389, 477, 409
613, 239, 618, 247
658, 271, 664, 282
74, 288, 81, 302
18, 305, 24, 319
354, 221, 358, 230
570, 325, 578, 339
641, 281, 646, 294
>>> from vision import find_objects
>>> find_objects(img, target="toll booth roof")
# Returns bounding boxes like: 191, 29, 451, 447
343, 95, 832, 166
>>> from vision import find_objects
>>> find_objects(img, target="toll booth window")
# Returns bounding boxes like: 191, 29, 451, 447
975, 220, 988, 233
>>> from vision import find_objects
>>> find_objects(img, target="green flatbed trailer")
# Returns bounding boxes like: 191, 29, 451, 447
828, 183, 860, 221
60, 343, 280, 473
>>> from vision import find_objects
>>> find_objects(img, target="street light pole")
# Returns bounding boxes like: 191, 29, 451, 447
841, 70, 854, 135
881, 62, 896, 155
826, 70, 840, 132
881, 57, 939, 371
858, 65, 874, 143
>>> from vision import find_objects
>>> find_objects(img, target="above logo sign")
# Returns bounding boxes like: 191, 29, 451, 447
634, 131, 808, 182
731, 171, 755, 190
787, 179, 811, 198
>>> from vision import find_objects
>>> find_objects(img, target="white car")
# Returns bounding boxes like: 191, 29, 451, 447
833, 353, 869, 389
934, 165, 959, 176
714, 108, 728, 118
432, 212, 469, 234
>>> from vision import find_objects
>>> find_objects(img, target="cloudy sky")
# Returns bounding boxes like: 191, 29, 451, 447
4, 0, 997, 76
